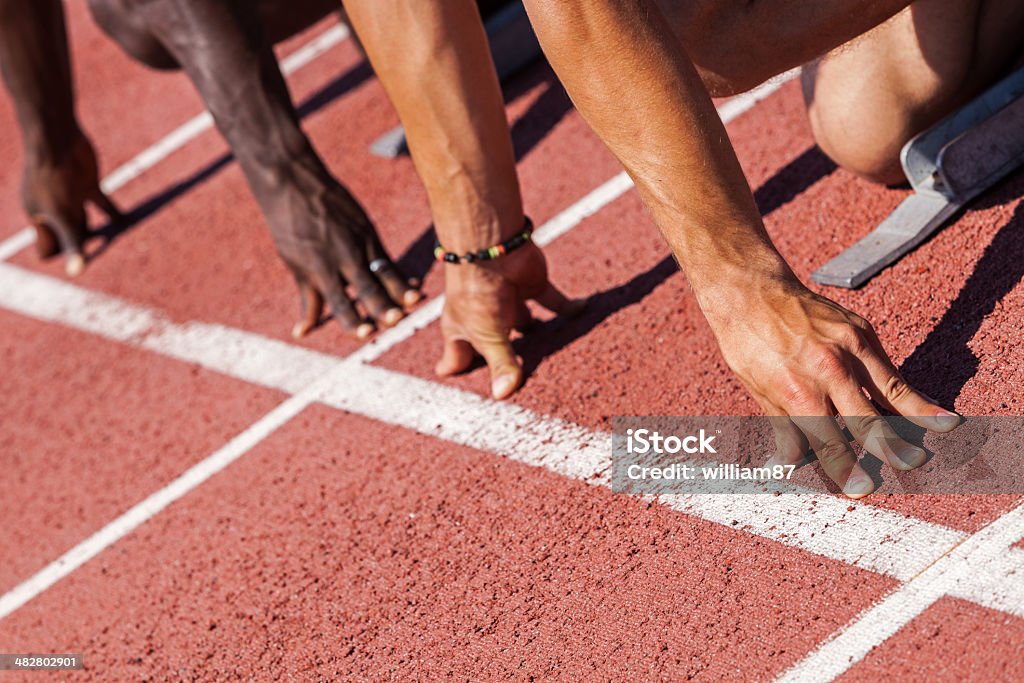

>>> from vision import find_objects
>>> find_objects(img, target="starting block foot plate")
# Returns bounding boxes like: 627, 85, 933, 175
812, 67, 1024, 288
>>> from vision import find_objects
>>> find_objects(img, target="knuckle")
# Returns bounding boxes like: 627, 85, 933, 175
845, 330, 868, 355
776, 376, 817, 409
848, 413, 887, 437
847, 313, 872, 333
809, 345, 848, 380
884, 373, 913, 403
833, 324, 867, 354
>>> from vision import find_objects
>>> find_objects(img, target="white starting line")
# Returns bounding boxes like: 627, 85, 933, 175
2, 247, 1024, 674
2, 47, 1018, 680
778, 503, 1024, 682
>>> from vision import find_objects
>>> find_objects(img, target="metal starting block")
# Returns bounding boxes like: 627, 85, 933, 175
369, 1, 542, 158
812, 66, 1024, 288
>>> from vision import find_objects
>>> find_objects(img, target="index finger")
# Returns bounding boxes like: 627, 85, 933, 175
832, 388, 926, 471
790, 414, 875, 498
856, 326, 961, 433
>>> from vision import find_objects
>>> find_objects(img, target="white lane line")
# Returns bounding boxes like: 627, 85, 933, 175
355, 70, 800, 363
278, 23, 351, 76
99, 22, 350, 197
0, 70, 818, 618
776, 504, 1024, 682
0, 23, 351, 262
7, 259, 1024, 622
316, 362, 610, 483
0, 229, 36, 262
0, 393, 314, 621
98, 112, 214, 196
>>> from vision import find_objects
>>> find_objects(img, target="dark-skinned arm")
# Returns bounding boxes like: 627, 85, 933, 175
128, 0, 419, 338
0, 0, 120, 274
520, 0, 960, 497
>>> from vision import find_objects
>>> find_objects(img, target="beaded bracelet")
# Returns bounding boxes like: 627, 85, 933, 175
434, 217, 534, 264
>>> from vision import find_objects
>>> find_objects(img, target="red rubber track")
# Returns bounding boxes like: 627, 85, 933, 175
0, 5, 1022, 681
838, 597, 1024, 682
0, 310, 283, 596
0, 407, 895, 681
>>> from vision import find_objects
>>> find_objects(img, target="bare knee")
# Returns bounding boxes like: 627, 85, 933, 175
806, 105, 907, 185
802, 64, 911, 185
87, 0, 179, 71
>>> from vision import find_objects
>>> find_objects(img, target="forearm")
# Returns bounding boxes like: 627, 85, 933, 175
342, 0, 523, 251
0, 0, 80, 159
522, 0, 795, 305
140, 0, 334, 207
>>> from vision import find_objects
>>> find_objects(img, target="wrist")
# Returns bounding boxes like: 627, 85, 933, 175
433, 207, 525, 254
686, 255, 804, 326
21, 120, 83, 166
435, 216, 533, 265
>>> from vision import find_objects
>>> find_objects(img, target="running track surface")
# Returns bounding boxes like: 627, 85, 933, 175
1, 7, 1023, 681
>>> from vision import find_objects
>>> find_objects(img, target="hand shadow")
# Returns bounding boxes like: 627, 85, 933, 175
513, 146, 839, 379
84, 58, 376, 258
899, 179, 1024, 407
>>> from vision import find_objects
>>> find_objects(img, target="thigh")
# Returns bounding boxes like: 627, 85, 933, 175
256, 0, 337, 45
655, 0, 913, 95
803, 0, 1024, 183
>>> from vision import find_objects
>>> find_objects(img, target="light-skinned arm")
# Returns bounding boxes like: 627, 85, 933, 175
520, 0, 959, 496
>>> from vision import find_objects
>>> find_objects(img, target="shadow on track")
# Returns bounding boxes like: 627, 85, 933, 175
515, 146, 839, 376
900, 185, 1024, 407
87, 57, 376, 255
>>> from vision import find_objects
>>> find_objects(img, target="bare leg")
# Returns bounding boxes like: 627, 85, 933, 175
653, 0, 913, 96
803, 0, 1024, 183
654, 0, 1024, 183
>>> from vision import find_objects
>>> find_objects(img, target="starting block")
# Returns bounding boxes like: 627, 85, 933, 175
369, 1, 542, 158
812, 66, 1024, 288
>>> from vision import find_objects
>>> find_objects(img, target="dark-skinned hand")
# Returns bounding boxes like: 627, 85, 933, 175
22, 131, 121, 275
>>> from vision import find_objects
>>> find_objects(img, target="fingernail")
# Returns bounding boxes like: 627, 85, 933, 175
65, 254, 85, 276
356, 322, 375, 340
291, 322, 306, 339
383, 308, 404, 326
492, 375, 517, 399
404, 290, 423, 306
894, 446, 926, 470
843, 475, 875, 498
933, 410, 961, 431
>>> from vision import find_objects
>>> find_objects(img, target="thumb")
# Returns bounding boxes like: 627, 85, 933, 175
32, 213, 86, 276
471, 328, 522, 400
